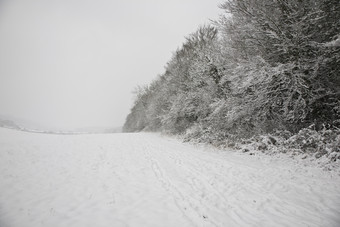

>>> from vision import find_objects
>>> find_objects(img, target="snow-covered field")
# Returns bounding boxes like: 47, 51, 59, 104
0, 127, 339, 227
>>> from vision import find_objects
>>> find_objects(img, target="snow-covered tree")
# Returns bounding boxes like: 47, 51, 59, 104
124, 0, 340, 143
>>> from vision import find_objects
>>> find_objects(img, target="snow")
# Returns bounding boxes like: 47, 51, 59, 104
325, 35, 340, 47
0, 127, 339, 227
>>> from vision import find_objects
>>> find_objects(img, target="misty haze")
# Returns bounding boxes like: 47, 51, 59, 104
0, 1, 339, 227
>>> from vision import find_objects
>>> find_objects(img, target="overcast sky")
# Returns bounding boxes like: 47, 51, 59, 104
0, 0, 222, 130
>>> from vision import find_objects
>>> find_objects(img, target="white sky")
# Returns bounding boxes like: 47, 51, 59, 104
0, 0, 222, 130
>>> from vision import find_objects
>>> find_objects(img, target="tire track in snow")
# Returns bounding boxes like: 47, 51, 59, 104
149, 157, 219, 227
142, 134, 340, 227
139, 138, 221, 226
170, 151, 323, 227
148, 143, 256, 227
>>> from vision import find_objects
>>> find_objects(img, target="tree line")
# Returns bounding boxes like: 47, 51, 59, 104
123, 0, 340, 145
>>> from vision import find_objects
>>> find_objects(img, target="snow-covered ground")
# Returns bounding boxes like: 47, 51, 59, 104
0, 127, 339, 227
